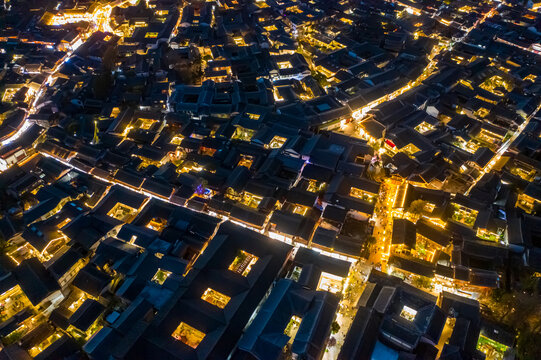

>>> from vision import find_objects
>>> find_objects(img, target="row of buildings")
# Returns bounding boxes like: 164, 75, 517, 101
1, 0, 541, 358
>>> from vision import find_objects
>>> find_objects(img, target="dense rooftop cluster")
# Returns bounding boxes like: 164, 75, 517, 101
1, 0, 541, 359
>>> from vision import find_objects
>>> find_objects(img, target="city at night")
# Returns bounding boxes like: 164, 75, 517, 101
0, 0, 541, 359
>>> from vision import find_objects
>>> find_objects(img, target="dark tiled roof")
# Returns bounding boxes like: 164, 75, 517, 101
69, 299, 106, 332
127, 222, 292, 360
72, 264, 112, 298
14, 258, 60, 306
388, 255, 435, 278
392, 218, 416, 248
47, 248, 83, 281
237, 279, 339, 360
416, 219, 451, 247
338, 307, 380, 360
269, 210, 317, 241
